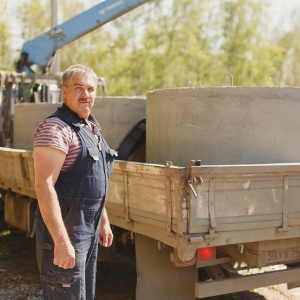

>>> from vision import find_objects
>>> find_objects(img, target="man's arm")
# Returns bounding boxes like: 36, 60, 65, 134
99, 207, 113, 247
34, 146, 75, 269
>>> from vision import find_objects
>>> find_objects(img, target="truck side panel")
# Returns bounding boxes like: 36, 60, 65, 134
3, 148, 300, 263
106, 161, 188, 246
188, 164, 300, 248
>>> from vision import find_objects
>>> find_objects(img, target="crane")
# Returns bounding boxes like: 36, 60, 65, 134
15, 0, 151, 73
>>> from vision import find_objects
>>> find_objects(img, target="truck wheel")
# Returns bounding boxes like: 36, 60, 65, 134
117, 118, 146, 162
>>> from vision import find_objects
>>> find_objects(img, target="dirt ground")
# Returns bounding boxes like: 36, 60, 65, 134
1, 208, 300, 300
0, 208, 136, 300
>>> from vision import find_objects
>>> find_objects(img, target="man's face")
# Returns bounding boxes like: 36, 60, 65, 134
63, 73, 97, 119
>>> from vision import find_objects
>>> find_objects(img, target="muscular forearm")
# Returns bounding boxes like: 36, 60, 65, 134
101, 207, 110, 226
99, 207, 113, 247
35, 181, 70, 245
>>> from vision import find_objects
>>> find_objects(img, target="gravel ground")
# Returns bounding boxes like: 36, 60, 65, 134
1, 208, 300, 300
0, 227, 43, 300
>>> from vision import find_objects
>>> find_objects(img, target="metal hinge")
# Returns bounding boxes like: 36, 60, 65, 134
278, 176, 290, 232
187, 160, 203, 198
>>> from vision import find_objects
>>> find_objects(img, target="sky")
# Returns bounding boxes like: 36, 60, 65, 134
269, 0, 300, 30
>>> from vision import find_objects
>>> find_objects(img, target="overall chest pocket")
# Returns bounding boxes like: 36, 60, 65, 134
105, 148, 117, 176
86, 146, 103, 178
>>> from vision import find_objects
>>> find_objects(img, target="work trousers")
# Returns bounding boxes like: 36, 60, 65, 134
35, 196, 104, 300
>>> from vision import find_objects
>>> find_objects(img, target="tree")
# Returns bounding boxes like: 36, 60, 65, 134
0, 3, 15, 69
16, 0, 51, 42
276, 9, 300, 87
4, 0, 300, 93
0, 22, 12, 70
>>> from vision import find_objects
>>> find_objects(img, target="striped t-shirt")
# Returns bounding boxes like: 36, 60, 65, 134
34, 117, 81, 171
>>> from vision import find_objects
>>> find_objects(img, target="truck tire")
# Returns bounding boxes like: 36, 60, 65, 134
117, 118, 146, 162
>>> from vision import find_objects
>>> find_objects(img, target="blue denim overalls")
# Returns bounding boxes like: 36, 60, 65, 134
35, 104, 116, 299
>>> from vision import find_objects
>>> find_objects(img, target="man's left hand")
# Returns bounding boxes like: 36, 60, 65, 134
99, 221, 113, 247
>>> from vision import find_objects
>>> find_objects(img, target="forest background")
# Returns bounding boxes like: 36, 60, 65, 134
1, 0, 300, 96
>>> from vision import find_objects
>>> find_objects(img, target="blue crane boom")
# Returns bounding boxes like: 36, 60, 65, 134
16, 0, 150, 73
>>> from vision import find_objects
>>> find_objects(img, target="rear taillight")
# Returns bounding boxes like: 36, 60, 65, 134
197, 247, 216, 262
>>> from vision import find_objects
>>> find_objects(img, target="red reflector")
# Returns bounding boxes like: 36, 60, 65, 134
197, 247, 216, 262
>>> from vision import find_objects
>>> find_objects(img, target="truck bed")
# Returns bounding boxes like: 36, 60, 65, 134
1, 147, 300, 262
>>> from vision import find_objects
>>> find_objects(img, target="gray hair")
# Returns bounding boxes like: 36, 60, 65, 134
62, 64, 98, 87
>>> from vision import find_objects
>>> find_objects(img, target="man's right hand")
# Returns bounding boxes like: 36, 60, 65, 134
53, 240, 76, 269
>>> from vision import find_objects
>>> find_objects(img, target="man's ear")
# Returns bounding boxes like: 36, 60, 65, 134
63, 85, 67, 98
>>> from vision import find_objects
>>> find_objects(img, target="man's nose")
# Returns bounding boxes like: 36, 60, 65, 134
81, 89, 90, 96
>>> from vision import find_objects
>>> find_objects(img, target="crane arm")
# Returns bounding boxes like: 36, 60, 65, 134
17, 0, 150, 73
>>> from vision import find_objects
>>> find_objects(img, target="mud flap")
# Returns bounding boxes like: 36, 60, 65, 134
135, 234, 198, 300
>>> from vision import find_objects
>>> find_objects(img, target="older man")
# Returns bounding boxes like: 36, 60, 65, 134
34, 64, 116, 299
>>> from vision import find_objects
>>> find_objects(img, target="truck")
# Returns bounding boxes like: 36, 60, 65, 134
2, 1, 300, 299
2, 86, 300, 299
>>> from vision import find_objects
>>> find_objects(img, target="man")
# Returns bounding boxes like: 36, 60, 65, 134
34, 64, 116, 299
